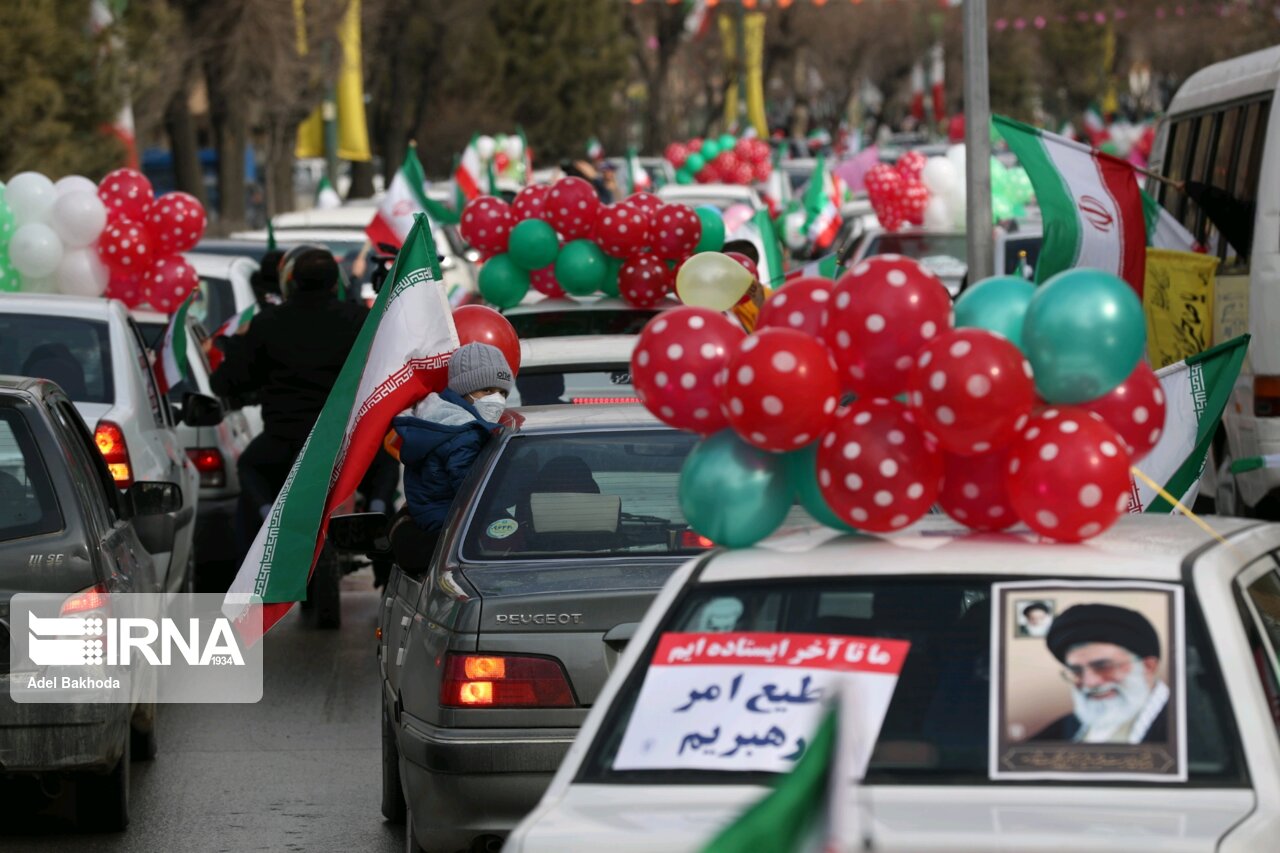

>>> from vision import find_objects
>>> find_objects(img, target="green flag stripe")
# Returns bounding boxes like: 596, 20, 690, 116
993, 116, 1081, 284
172, 297, 191, 381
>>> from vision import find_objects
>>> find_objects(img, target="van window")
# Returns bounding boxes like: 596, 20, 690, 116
0, 405, 62, 542
1159, 118, 1193, 222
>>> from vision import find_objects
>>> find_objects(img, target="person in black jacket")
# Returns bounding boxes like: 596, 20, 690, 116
211, 247, 368, 544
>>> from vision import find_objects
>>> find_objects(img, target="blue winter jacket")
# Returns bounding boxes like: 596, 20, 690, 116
392, 389, 499, 531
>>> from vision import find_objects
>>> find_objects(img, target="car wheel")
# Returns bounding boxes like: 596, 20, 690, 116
76, 732, 129, 832
130, 702, 158, 761
310, 544, 342, 629
382, 704, 406, 823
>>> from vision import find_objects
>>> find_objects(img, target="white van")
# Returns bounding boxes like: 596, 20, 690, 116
1147, 46, 1280, 516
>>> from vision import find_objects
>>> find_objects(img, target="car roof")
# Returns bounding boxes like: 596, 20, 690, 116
269, 207, 376, 229
658, 184, 757, 202
0, 292, 118, 321
0, 375, 48, 396
504, 295, 673, 315
520, 335, 636, 369
184, 251, 257, 278
506, 402, 663, 434
698, 514, 1261, 585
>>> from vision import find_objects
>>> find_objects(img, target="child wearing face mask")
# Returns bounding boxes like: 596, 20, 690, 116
392, 343, 512, 550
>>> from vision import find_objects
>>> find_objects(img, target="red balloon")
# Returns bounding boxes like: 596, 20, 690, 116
688, 138, 704, 152
453, 304, 522, 376
144, 191, 207, 255
98, 168, 154, 222
542, 177, 602, 241
825, 255, 953, 398
529, 265, 565, 298
750, 139, 772, 164
1006, 407, 1133, 542
511, 185, 550, 222
902, 181, 929, 227
650, 203, 702, 259
494, 152, 511, 173
734, 138, 754, 160
1077, 362, 1167, 461
664, 143, 690, 169
938, 449, 1017, 531
460, 196, 515, 256
731, 163, 754, 185
717, 152, 740, 175
142, 255, 199, 314
751, 161, 772, 183
720, 328, 841, 452
896, 150, 927, 182
594, 202, 650, 258
623, 191, 662, 215
632, 307, 744, 434
695, 167, 716, 184
907, 328, 1037, 455
618, 254, 673, 308
757, 277, 832, 340
725, 251, 758, 281
106, 269, 144, 308
816, 399, 943, 532
97, 216, 154, 277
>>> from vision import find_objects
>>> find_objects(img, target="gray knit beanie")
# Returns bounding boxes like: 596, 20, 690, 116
448, 343, 514, 396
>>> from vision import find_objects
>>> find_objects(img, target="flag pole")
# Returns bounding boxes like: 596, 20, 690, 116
963, 0, 994, 280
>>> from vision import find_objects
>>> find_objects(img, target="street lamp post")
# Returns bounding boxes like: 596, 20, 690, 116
963, 0, 993, 280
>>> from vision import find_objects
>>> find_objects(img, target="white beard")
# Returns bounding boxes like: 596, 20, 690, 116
1071, 663, 1153, 742
1024, 621, 1051, 638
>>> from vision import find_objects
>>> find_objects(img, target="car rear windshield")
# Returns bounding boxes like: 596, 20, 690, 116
869, 233, 968, 263
190, 276, 237, 334
137, 321, 213, 403
506, 309, 659, 338
0, 405, 62, 544
578, 577, 1245, 786
0, 314, 113, 404
461, 430, 702, 561
510, 367, 637, 406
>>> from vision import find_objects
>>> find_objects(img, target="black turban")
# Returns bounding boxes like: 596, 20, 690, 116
1045, 603, 1160, 663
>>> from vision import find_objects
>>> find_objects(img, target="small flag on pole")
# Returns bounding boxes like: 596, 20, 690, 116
155, 294, 194, 395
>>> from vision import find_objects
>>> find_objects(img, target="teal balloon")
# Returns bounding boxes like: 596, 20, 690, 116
0, 199, 14, 248
477, 254, 530, 309
675, 169, 694, 185
1022, 268, 1146, 403
701, 140, 722, 160
679, 430, 792, 548
685, 152, 706, 174
693, 207, 725, 253
954, 275, 1036, 350
784, 446, 854, 532
600, 255, 622, 297
718, 134, 736, 151
507, 219, 559, 271
555, 239, 608, 296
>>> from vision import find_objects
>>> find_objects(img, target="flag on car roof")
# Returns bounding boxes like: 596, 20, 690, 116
783, 253, 839, 285
1129, 335, 1249, 513
625, 145, 651, 195
455, 134, 485, 203
367, 145, 459, 249
801, 154, 844, 253
995, 115, 1146, 296
155, 294, 193, 396
224, 214, 458, 639
315, 176, 342, 210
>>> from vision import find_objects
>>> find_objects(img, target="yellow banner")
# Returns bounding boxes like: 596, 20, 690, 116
1143, 248, 1219, 369
294, 0, 370, 162
744, 12, 767, 138
719, 14, 738, 130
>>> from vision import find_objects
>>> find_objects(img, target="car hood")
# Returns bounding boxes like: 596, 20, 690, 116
512, 784, 1255, 853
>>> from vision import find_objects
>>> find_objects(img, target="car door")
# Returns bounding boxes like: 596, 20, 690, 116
383, 565, 426, 711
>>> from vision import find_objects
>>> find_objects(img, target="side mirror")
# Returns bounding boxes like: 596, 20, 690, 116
128, 481, 183, 516
328, 512, 390, 555
181, 392, 224, 427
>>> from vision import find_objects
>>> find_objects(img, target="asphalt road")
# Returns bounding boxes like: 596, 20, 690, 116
1, 569, 402, 853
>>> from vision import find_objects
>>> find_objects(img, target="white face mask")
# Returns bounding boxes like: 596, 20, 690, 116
472, 393, 506, 423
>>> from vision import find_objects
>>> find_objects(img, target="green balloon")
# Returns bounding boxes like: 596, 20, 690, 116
784, 445, 854, 532
507, 219, 560, 271
0, 252, 19, 292
0, 200, 14, 249
954, 275, 1036, 351
1022, 268, 1146, 403
701, 140, 722, 160
685, 152, 706, 174
477, 254, 530, 309
555, 239, 608, 296
679, 430, 792, 548
693, 207, 725, 253
718, 134, 736, 151
675, 169, 694, 185
600, 255, 622, 297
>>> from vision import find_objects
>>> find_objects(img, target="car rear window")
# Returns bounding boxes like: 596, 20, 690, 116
190, 276, 237, 333
505, 309, 659, 338
0, 314, 113, 404
0, 405, 62, 543
869, 233, 968, 263
137, 321, 213, 403
461, 430, 703, 561
510, 368, 637, 406
579, 577, 1246, 787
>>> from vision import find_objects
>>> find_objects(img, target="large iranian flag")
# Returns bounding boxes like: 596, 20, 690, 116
224, 215, 458, 637
1130, 335, 1249, 512
994, 115, 1146, 294
155, 295, 193, 395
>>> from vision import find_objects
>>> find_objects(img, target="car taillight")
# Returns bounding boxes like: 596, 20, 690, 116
571, 397, 641, 405
679, 530, 715, 549
60, 583, 110, 617
186, 447, 226, 487
441, 653, 576, 708
1255, 376, 1280, 417
94, 421, 133, 487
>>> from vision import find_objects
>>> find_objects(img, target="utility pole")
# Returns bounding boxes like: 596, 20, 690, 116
963, 0, 993, 280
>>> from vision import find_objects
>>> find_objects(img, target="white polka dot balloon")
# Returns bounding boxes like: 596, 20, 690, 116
757, 276, 833, 340
630, 306, 744, 433
720, 328, 840, 452
541, 177, 601, 242
937, 448, 1017, 532
459, 195, 515, 256
1076, 361, 1167, 462
142, 191, 207, 256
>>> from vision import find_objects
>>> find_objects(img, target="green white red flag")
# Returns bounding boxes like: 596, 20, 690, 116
625, 145, 651, 195
155, 295, 193, 395
802, 154, 844, 252
994, 115, 1146, 294
1142, 190, 1199, 253
454, 134, 485, 203
224, 214, 458, 637
367, 146, 459, 248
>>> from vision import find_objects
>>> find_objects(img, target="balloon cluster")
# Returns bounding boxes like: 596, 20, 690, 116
864, 146, 1037, 232
864, 151, 933, 231
462, 178, 727, 310
664, 135, 772, 186
472, 134, 529, 186
634, 256, 1161, 548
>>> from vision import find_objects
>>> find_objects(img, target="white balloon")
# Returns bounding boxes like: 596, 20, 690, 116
502, 134, 524, 160
50, 190, 108, 248
20, 275, 58, 294
9, 223, 64, 278
6, 172, 57, 226
55, 248, 110, 296
945, 143, 966, 177
476, 135, 497, 161
921, 157, 958, 196
55, 175, 99, 197
923, 195, 952, 229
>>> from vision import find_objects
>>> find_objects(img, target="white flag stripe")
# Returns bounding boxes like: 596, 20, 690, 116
1129, 360, 1202, 511
1041, 139, 1122, 273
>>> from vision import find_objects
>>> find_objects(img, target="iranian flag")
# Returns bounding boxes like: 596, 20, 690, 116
224, 214, 458, 637
207, 303, 259, 370
1142, 190, 1199, 252
454, 134, 485, 203
994, 115, 1146, 295
625, 145, 651, 195
783, 253, 839, 284
1130, 335, 1249, 512
802, 154, 844, 252
155, 295, 193, 395
367, 146, 460, 249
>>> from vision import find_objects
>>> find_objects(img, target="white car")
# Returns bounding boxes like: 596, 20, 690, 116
134, 309, 254, 589
0, 294, 211, 592
509, 514, 1280, 852
503, 295, 674, 340
509, 335, 639, 407
657, 183, 765, 213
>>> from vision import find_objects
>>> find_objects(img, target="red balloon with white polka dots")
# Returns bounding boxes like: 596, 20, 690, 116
1005, 406, 1133, 542
540, 177, 601, 242
757, 276, 832, 340
631, 307, 744, 434
459, 195, 515, 257
144, 191, 207, 255
938, 449, 1017, 532
815, 399, 943, 532
1076, 362, 1166, 462
593, 202, 650, 258
618, 254, 673, 309
720, 328, 841, 452
907, 328, 1037, 456
825, 254, 953, 399
511, 185, 550, 222
529, 265, 564, 297
97, 168, 154, 222
650, 203, 702, 260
